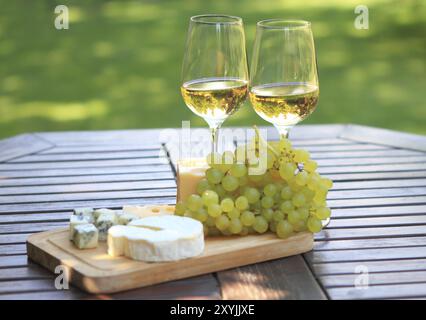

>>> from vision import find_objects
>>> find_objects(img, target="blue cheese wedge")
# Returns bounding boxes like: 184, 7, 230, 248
96, 211, 118, 241
108, 215, 204, 262
93, 208, 116, 220
73, 207, 95, 223
73, 224, 98, 249
69, 215, 91, 240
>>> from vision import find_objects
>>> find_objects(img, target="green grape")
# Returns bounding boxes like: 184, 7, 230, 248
183, 211, 194, 218
206, 152, 222, 167
293, 149, 310, 163
321, 178, 333, 189
298, 207, 310, 220
314, 207, 331, 220
208, 227, 221, 237
206, 168, 223, 185
196, 179, 211, 195
292, 193, 306, 207
214, 185, 226, 199
262, 208, 274, 222
229, 218, 243, 234
221, 229, 232, 236
238, 176, 249, 186
230, 163, 247, 178
248, 174, 263, 183
235, 196, 249, 211
313, 192, 326, 206
272, 210, 284, 222
276, 220, 293, 239
215, 214, 230, 231
227, 208, 241, 219
261, 196, 274, 209
307, 216, 322, 233
304, 160, 318, 172
269, 221, 277, 232
222, 175, 239, 192
241, 211, 255, 226
202, 190, 219, 206
253, 216, 268, 233
295, 171, 308, 186
263, 183, 277, 197
302, 188, 315, 200
205, 216, 216, 227
307, 174, 320, 191
293, 219, 307, 232
195, 208, 208, 222
175, 202, 186, 216
280, 186, 293, 200
220, 198, 234, 213
208, 203, 222, 218
244, 187, 261, 204
280, 200, 293, 213
239, 227, 250, 236
288, 210, 301, 225
279, 162, 296, 180
187, 194, 203, 211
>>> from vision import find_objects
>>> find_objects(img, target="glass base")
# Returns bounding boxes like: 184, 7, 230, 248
273, 124, 292, 139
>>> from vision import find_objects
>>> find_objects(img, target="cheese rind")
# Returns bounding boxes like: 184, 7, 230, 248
176, 158, 208, 202
108, 215, 204, 262
73, 224, 98, 249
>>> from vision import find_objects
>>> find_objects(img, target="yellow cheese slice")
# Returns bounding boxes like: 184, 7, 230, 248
122, 204, 175, 218
176, 158, 209, 202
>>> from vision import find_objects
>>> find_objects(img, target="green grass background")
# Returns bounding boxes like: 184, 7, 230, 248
0, 0, 425, 139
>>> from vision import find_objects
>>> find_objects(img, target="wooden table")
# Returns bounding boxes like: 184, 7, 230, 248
0, 124, 425, 300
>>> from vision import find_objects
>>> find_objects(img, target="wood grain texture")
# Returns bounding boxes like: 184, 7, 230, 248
27, 228, 313, 294
1, 124, 425, 300
217, 256, 326, 300
0, 134, 53, 162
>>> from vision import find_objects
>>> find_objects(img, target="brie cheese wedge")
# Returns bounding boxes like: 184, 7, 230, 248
107, 215, 204, 262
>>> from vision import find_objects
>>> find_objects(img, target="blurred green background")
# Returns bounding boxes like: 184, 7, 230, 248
0, 0, 425, 139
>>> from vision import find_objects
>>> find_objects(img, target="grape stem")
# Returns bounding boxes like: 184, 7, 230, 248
253, 126, 280, 158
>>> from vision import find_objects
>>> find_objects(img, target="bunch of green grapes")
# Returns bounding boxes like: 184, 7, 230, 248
175, 128, 333, 239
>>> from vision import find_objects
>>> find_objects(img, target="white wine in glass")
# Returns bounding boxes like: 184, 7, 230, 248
181, 15, 249, 153
249, 20, 319, 138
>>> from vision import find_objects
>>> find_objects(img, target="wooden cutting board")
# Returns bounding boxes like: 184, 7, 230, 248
27, 228, 313, 294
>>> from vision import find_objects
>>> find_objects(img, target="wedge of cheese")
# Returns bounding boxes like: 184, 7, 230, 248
176, 158, 209, 202
107, 215, 204, 262
122, 204, 175, 218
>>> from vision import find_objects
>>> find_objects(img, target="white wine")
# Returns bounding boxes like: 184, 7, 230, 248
249, 83, 319, 127
181, 77, 248, 121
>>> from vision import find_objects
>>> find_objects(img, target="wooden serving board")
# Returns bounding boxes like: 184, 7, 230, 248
27, 228, 313, 294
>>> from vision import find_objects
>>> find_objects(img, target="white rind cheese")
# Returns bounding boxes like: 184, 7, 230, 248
108, 215, 204, 262
73, 224, 98, 249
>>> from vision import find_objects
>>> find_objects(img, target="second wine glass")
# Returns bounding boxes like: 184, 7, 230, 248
181, 14, 249, 154
249, 19, 319, 139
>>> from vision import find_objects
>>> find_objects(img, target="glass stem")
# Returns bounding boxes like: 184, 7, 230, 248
211, 126, 219, 154
275, 125, 291, 140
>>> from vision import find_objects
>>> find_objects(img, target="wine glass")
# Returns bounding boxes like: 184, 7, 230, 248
181, 14, 249, 154
249, 19, 319, 139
